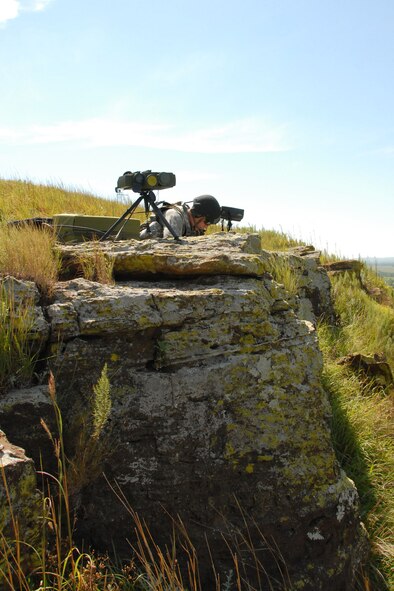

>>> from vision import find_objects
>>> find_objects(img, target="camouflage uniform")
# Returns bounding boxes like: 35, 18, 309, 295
139, 204, 193, 239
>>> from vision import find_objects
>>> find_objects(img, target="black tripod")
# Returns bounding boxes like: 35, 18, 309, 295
99, 190, 180, 241
221, 218, 233, 232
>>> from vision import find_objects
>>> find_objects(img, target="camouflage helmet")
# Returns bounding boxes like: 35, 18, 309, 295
191, 195, 221, 224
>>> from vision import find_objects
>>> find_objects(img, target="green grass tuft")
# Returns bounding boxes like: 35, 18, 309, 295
0, 286, 37, 393
92, 363, 112, 440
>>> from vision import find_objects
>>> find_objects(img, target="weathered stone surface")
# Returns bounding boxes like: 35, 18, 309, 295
0, 275, 50, 345
322, 259, 363, 279
55, 232, 333, 324
0, 431, 41, 563
261, 248, 334, 323
47, 272, 365, 589
0, 386, 57, 472
57, 232, 267, 279
0, 275, 41, 305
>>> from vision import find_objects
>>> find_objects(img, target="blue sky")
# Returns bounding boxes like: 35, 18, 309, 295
1, 0, 393, 257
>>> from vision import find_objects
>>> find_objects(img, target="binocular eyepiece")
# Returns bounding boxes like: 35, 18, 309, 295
116, 170, 176, 193
220, 206, 244, 223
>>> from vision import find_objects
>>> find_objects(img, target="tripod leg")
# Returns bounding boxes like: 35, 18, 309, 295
150, 201, 180, 240
99, 196, 143, 241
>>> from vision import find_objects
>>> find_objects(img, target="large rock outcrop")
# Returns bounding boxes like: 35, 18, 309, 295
0, 234, 366, 590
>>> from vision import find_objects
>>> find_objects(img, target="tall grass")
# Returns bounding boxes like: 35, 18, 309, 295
0, 178, 126, 221
0, 179, 137, 290
0, 371, 136, 591
77, 243, 115, 285
318, 266, 394, 591
208, 223, 306, 251
0, 224, 60, 299
0, 285, 37, 393
360, 265, 394, 308
330, 272, 394, 367
319, 347, 394, 590
264, 255, 301, 296
106, 482, 292, 591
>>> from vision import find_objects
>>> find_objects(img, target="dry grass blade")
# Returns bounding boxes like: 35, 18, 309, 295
0, 224, 60, 299
78, 242, 115, 285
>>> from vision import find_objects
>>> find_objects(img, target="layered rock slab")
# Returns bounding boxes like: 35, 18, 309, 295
57, 232, 266, 278
57, 233, 334, 323
46, 234, 366, 590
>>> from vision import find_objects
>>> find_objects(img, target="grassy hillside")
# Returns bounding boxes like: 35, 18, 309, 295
1, 179, 393, 590
318, 271, 393, 590
0, 178, 127, 220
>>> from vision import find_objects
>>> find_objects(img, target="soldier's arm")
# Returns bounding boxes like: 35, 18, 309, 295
162, 209, 185, 238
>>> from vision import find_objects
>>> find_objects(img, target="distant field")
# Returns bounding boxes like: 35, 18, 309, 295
378, 267, 394, 275
374, 265, 394, 276
363, 257, 394, 265
364, 258, 394, 287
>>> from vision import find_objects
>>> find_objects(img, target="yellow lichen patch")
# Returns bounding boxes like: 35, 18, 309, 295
239, 333, 256, 352
224, 441, 243, 467
116, 253, 159, 274
245, 463, 254, 473
242, 320, 278, 338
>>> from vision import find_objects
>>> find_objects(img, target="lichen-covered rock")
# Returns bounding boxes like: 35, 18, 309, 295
0, 276, 41, 305
261, 246, 334, 323
322, 259, 363, 278
0, 276, 50, 345
56, 232, 333, 325
47, 272, 366, 589
0, 430, 41, 566
57, 232, 266, 278
4, 234, 367, 589
0, 386, 57, 472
